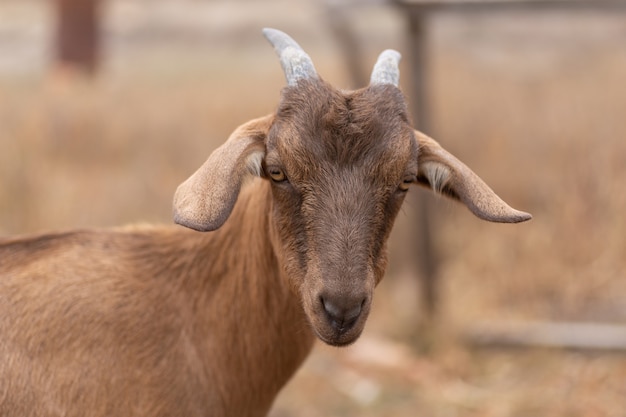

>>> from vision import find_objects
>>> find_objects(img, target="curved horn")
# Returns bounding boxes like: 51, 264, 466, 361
263, 28, 318, 87
370, 49, 401, 87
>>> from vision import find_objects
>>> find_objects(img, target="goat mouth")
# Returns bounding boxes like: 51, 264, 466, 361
310, 313, 368, 347
313, 325, 364, 347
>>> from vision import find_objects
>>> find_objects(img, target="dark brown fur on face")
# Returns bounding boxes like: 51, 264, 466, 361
265, 80, 418, 346
1, 31, 530, 417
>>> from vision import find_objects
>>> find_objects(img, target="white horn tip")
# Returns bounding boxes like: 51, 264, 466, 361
370, 49, 402, 87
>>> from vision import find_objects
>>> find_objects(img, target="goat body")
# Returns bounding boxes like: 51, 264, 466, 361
0, 180, 311, 417
0, 29, 530, 417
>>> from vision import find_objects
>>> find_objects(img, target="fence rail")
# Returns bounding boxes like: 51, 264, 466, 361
395, 0, 626, 12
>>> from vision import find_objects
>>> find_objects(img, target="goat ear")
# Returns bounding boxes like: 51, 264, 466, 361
173, 115, 273, 231
414, 130, 532, 223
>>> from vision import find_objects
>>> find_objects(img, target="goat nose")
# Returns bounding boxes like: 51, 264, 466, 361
320, 296, 365, 332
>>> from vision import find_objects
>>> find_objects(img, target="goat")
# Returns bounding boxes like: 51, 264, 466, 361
0, 29, 531, 417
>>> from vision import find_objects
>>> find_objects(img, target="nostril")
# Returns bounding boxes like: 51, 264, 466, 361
344, 302, 362, 322
320, 297, 340, 320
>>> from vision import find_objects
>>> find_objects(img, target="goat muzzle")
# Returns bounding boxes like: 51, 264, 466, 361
306, 287, 372, 347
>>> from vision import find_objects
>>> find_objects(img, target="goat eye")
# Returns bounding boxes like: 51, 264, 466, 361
268, 167, 287, 183
398, 175, 416, 192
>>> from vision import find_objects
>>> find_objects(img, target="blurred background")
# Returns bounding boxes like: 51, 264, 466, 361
1, 0, 626, 415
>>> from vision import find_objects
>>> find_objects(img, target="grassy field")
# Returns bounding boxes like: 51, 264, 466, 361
1, 3, 625, 416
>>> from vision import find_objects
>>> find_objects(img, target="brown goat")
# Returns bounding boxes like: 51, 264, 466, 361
0, 29, 530, 417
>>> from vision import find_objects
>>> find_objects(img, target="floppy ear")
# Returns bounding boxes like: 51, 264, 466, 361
414, 130, 531, 223
173, 115, 273, 231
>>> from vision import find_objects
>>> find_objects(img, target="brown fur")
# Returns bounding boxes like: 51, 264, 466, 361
0, 71, 529, 416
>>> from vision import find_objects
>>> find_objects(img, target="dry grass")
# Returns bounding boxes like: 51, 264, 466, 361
1, 5, 626, 416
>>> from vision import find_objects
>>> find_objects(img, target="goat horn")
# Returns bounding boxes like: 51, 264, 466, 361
370, 49, 401, 87
263, 28, 318, 87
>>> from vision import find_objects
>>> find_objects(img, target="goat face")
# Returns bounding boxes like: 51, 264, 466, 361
264, 80, 417, 345
172, 28, 531, 347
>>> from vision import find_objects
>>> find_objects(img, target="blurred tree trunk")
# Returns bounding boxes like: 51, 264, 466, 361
55, 0, 101, 75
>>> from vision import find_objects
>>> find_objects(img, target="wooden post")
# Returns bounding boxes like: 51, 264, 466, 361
55, 0, 101, 75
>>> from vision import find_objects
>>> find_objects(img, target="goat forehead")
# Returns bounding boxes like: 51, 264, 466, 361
268, 81, 413, 174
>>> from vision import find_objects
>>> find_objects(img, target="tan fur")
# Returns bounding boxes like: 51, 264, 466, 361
0, 181, 313, 417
